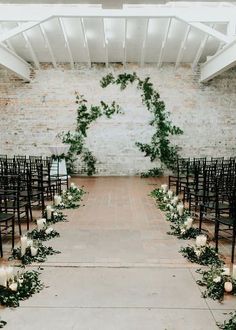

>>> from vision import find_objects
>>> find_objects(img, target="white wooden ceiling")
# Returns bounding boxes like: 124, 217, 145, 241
0, 2, 236, 82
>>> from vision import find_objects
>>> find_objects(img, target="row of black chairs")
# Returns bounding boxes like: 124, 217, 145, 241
0, 155, 69, 257
169, 157, 236, 263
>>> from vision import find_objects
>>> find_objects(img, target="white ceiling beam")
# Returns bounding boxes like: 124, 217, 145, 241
39, 25, 57, 69
0, 6, 234, 22
175, 25, 191, 70
192, 34, 209, 71
192, 23, 214, 70
102, 19, 108, 68
200, 39, 236, 82
227, 20, 236, 37
19, 24, 40, 70
80, 18, 91, 68
123, 18, 127, 68
58, 18, 74, 69
0, 43, 31, 81
178, 19, 233, 44
140, 18, 149, 67
0, 18, 51, 43
157, 18, 171, 69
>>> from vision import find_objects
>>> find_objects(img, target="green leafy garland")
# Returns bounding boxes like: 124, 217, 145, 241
0, 320, 7, 328
57, 185, 86, 209
0, 270, 43, 307
59, 73, 183, 176
100, 72, 183, 176
46, 210, 67, 224
196, 266, 236, 301
218, 312, 236, 330
9, 243, 61, 265
180, 244, 223, 266
27, 228, 60, 241
58, 93, 122, 174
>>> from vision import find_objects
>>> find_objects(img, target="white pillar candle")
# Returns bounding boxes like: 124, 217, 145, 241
46, 205, 52, 220
0, 268, 7, 287
54, 195, 62, 206
222, 267, 230, 276
45, 227, 53, 235
177, 203, 184, 216
6, 267, 14, 281
27, 239, 33, 247
20, 236, 28, 256
232, 265, 236, 280
37, 218, 46, 231
224, 281, 233, 293
9, 282, 18, 292
185, 217, 193, 230
167, 190, 173, 199
30, 246, 38, 257
195, 235, 207, 247
161, 184, 168, 193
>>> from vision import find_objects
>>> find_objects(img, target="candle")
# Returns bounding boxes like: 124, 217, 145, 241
232, 265, 236, 280
21, 236, 28, 256
27, 239, 33, 247
222, 267, 230, 276
37, 218, 46, 231
9, 282, 18, 292
195, 235, 207, 247
54, 195, 62, 206
30, 246, 38, 257
46, 205, 52, 220
45, 227, 53, 235
185, 217, 193, 230
224, 281, 233, 293
0, 268, 7, 287
6, 267, 14, 281
177, 203, 184, 216
167, 190, 173, 199
161, 184, 168, 193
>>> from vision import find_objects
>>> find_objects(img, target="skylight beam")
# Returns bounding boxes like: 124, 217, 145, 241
140, 18, 149, 67
175, 25, 191, 70
102, 18, 108, 68
58, 18, 74, 69
80, 18, 91, 68
19, 24, 40, 69
157, 18, 171, 69
40, 25, 57, 69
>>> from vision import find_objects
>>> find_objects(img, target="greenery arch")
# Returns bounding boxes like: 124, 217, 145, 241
58, 72, 183, 176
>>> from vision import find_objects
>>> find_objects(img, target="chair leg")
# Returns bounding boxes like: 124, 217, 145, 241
25, 205, 29, 230
17, 208, 22, 236
215, 220, 219, 252
199, 205, 203, 231
231, 224, 236, 263
0, 227, 3, 257
12, 217, 15, 249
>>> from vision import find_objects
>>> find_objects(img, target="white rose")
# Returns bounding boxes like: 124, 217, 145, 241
167, 190, 173, 199
196, 235, 207, 247
195, 249, 202, 258
53, 212, 58, 217
163, 196, 167, 202
68, 195, 72, 201
9, 282, 18, 291
45, 227, 53, 235
213, 276, 221, 283
27, 239, 33, 247
184, 217, 193, 230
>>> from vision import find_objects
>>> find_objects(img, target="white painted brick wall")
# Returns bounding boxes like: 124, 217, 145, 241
0, 63, 236, 175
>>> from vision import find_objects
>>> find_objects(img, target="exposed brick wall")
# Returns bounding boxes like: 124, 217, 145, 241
0, 63, 236, 175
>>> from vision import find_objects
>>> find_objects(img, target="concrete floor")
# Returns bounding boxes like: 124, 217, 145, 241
0, 177, 235, 330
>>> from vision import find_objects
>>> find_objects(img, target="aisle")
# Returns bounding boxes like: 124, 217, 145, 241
1, 177, 234, 329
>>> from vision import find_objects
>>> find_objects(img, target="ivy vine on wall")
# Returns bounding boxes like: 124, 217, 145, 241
59, 72, 183, 176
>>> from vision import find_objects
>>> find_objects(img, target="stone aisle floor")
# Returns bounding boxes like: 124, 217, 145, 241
0, 177, 235, 330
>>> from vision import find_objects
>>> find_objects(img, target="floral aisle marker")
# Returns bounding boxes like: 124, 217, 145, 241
196, 265, 236, 302
9, 239, 60, 266
151, 184, 236, 328
54, 182, 86, 209
0, 267, 43, 307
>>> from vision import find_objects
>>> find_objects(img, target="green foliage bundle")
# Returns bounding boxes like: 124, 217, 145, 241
218, 312, 236, 330
180, 245, 223, 266
0, 271, 43, 307
27, 228, 60, 241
